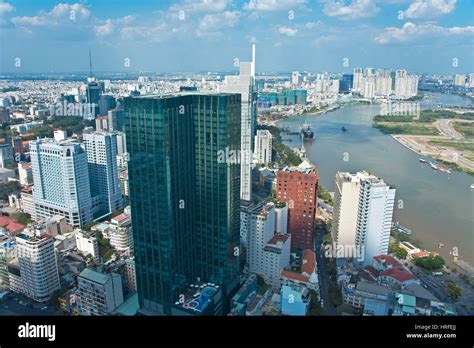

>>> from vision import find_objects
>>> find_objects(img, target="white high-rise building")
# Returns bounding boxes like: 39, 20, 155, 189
219, 44, 257, 201
274, 203, 288, 234
375, 70, 392, 96
83, 132, 123, 216
407, 74, 419, 97
254, 130, 273, 165
76, 268, 123, 316
329, 79, 340, 94
332, 172, 361, 248
362, 76, 376, 99
18, 162, 33, 186
30, 139, 93, 227
116, 132, 127, 156
353, 68, 363, 92
394, 70, 418, 98
291, 71, 301, 86
246, 202, 291, 290
364, 68, 376, 77
332, 172, 396, 265
75, 230, 100, 262
247, 202, 275, 276
454, 74, 466, 87
15, 231, 60, 302
467, 73, 474, 88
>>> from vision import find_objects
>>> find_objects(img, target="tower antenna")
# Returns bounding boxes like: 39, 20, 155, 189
89, 49, 93, 77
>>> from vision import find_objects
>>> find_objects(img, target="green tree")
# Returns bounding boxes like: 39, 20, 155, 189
446, 283, 462, 302
16, 213, 31, 225
329, 286, 342, 307
308, 289, 324, 315
317, 186, 334, 205
389, 243, 408, 260
414, 255, 445, 271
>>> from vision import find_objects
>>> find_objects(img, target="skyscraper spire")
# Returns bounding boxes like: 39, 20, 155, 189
89, 49, 93, 78
251, 43, 256, 77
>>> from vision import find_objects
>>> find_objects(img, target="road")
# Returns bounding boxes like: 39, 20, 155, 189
407, 260, 473, 316
436, 119, 465, 141
0, 295, 57, 316
314, 223, 337, 315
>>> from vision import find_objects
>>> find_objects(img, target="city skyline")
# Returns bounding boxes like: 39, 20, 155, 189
1, 0, 473, 74
0, 0, 473, 333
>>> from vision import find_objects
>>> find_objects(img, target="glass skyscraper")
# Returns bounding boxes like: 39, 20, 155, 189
124, 92, 241, 315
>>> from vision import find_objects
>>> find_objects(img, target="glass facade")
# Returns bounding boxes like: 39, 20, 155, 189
124, 93, 241, 315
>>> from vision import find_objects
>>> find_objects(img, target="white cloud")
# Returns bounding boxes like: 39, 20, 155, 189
50, 3, 91, 19
0, 2, 15, 13
95, 16, 135, 36
196, 11, 240, 37
198, 10, 240, 31
170, 0, 231, 13
304, 21, 322, 29
404, 0, 456, 19
11, 3, 91, 27
11, 15, 48, 26
323, 0, 380, 20
243, 0, 307, 11
375, 21, 474, 44
278, 26, 298, 36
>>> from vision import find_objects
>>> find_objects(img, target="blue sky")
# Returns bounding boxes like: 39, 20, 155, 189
0, 0, 473, 74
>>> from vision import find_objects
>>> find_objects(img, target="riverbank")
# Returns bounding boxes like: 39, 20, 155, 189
373, 109, 474, 175
391, 134, 474, 176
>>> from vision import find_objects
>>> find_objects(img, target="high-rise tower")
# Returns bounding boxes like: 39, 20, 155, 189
219, 44, 257, 201
124, 92, 241, 315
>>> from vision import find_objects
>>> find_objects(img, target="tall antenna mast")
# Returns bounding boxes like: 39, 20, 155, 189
89, 48, 93, 78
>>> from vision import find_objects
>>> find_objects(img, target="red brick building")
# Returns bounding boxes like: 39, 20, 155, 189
276, 165, 318, 251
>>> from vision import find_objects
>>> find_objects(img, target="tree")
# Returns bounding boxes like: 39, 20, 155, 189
446, 283, 462, 302
103, 249, 114, 262
389, 243, 408, 260
308, 289, 324, 315
414, 255, 445, 271
16, 213, 31, 225
317, 186, 334, 205
329, 286, 342, 307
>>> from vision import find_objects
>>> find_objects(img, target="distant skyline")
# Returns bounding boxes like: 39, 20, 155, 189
0, 0, 473, 74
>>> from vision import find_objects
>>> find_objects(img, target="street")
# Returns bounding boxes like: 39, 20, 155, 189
314, 223, 337, 315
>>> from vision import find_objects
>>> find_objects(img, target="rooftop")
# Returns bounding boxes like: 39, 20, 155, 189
114, 293, 139, 316
374, 255, 402, 269
264, 233, 290, 253
380, 268, 417, 283
79, 268, 111, 285
356, 281, 390, 297
131, 91, 238, 99
401, 283, 438, 302
173, 281, 220, 314
301, 249, 317, 276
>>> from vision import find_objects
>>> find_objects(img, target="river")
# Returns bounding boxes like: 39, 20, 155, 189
280, 92, 474, 265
